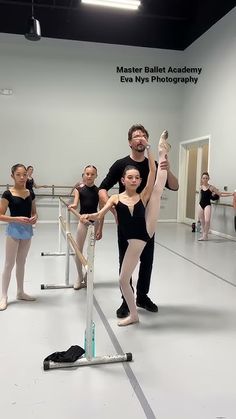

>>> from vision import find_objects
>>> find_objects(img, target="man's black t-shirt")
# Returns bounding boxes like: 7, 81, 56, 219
99, 155, 169, 193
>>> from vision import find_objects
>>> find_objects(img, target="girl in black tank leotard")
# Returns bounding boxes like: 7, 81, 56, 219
0, 164, 38, 311
68, 166, 103, 289
81, 130, 170, 326
197, 172, 233, 241
115, 197, 150, 242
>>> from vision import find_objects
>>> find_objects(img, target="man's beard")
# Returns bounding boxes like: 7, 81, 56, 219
136, 145, 146, 152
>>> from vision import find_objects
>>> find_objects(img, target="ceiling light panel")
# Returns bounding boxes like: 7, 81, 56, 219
81, 0, 141, 11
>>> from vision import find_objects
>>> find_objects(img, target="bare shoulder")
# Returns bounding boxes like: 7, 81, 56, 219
109, 194, 119, 205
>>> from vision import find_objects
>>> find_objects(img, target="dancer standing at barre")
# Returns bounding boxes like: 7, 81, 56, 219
26, 165, 47, 194
81, 131, 170, 326
68, 165, 103, 289
0, 164, 37, 311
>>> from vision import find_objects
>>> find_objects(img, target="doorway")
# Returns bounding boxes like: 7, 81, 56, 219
178, 136, 210, 224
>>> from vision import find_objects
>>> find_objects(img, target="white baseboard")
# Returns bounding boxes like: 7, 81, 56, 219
210, 229, 236, 241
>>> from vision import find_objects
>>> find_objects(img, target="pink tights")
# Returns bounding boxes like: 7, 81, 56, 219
0, 236, 35, 310
118, 148, 168, 326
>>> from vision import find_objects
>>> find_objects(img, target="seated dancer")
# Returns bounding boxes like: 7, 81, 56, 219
0, 164, 37, 311
81, 131, 170, 326
198, 172, 234, 241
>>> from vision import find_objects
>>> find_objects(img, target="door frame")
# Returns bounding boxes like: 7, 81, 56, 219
177, 135, 211, 223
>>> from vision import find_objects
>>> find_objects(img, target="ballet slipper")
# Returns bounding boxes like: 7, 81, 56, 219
198, 236, 208, 241
117, 315, 139, 327
16, 293, 36, 301
73, 278, 82, 290
0, 297, 8, 311
83, 273, 87, 286
159, 130, 171, 153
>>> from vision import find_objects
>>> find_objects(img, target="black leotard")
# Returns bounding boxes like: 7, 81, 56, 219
76, 184, 99, 214
2, 190, 34, 217
26, 178, 34, 191
115, 197, 150, 242
1, 190, 35, 240
199, 188, 219, 209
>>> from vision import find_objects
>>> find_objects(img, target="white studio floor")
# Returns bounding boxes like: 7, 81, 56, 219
0, 222, 236, 419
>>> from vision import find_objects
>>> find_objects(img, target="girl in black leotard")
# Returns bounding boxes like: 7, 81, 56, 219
82, 131, 170, 326
198, 172, 233, 241
0, 164, 38, 311
68, 166, 103, 289
26, 165, 47, 194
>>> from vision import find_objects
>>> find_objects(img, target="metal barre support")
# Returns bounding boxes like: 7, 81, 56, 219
43, 223, 133, 371
44, 353, 132, 370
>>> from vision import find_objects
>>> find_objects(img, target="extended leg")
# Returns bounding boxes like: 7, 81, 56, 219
146, 130, 169, 238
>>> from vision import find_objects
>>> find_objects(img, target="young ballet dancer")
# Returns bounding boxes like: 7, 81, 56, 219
198, 172, 234, 241
81, 131, 170, 326
26, 165, 47, 193
0, 164, 38, 311
68, 165, 104, 289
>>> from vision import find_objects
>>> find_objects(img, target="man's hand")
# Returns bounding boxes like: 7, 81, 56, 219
159, 157, 170, 171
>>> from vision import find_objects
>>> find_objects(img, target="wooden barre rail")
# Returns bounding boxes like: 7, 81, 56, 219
59, 197, 81, 219
59, 215, 87, 268
211, 201, 234, 208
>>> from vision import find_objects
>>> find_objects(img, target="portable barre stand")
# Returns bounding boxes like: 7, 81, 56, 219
43, 203, 132, 370
40, 197, 81, 290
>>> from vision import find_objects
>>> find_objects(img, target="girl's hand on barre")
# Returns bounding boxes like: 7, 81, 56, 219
80, 217, 90, 226
81, 213, 99, 222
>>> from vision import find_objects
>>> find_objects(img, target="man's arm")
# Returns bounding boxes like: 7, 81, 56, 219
98, 189, 109, 206
99, 160, 123, 205
159, 159, 179, 191
167, 169, 179, 191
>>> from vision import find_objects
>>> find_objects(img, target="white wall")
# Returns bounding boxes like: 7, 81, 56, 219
182, 7, 236, 236
1, 6, 236, 232
0, 34, 182, 221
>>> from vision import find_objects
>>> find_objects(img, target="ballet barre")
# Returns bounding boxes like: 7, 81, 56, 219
41, 197, 76, 257
41, 197, 84, 289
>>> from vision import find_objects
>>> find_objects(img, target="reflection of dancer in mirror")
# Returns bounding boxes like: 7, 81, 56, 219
198, 172, 234, 241
81, 131, 170, 326
0, 164, 38, 311
68, 165, 104, 289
